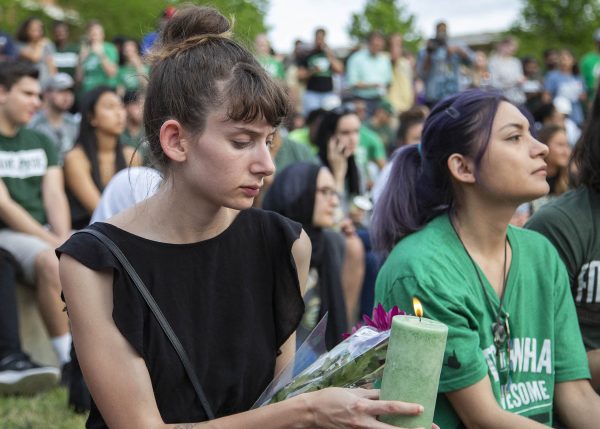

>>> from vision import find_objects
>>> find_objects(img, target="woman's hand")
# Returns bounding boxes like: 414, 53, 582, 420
338, 217, 356, 237
91, 41, 104, 56
303, 387, 438, 429
78, 44, 90, 63
327, 137, 349, 192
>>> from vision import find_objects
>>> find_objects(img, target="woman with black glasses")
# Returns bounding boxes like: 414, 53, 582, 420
371, 88, 600, 428
263, 162, 347, 350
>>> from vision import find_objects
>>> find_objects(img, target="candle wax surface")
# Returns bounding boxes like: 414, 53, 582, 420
379, 315, 448, 428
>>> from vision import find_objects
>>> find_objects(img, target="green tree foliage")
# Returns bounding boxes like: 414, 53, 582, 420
511, 0, 600, 59
0, 0, 268, 46
348, 0, 421, 51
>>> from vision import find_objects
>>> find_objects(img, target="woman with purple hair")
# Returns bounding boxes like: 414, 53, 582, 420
372, 88, 600, 428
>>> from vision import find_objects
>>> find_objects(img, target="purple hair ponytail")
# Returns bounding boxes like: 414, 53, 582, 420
371, 89, 507, 255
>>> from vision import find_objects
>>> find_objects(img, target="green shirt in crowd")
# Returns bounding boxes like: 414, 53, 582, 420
526, 187, 600, 351
121, 129, 148, 164
274, 136, 319, 172
80, 42, 119, 93
359, 125, 387, 163
366, 121, 395, 153
580, 51, 600, 99
117, 64, 150, 92
376, 214, 590, 428
257, 55, 285, 80
0, 128, 59, 227
53, 42, 79, 78
288, 127, 316, 153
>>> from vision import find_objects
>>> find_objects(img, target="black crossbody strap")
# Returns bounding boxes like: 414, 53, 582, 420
74, 228, 215, 420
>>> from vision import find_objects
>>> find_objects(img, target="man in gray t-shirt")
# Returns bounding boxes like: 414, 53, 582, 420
27, 73, 79, 164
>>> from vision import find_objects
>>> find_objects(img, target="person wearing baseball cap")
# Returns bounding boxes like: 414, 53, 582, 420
28, 72, 79, 164
580, 28, 600, 99
366, 99, 395, 153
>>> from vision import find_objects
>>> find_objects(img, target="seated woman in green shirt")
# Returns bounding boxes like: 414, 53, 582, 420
116, 39, 149, 96
75, 21, 118, 94
371, 88, 600, 428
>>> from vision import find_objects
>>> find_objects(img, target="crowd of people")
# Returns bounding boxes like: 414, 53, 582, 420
0, 4, 599, 429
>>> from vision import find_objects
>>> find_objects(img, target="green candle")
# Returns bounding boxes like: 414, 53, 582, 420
379, 313, 448, 428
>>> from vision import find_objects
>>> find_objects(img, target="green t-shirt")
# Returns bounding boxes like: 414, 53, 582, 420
274, 137, 318, 172
365, 121, 395, 153
81, 42, 119, 93
53, 42, 79, 77
526, 187, 600, 351
257, 55, 285, 80
117, 64, 150, 92
121, 129, 148, 164
0, 128, 59, 226
579, 52, 600, 99
375, 214, 590, 428
288, 127, 317, 154
359, 125, 386, 163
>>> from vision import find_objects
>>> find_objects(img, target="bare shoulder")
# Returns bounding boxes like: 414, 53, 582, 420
59, 253, 114, 312
123, 145, 142, 166
64, 145, 90, 168
291, 229, 311, 294
292, 229, 312, 260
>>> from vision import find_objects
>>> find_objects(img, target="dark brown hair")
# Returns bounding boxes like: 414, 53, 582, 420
144, 5, 289, 170
573, 80, 600, 192
0, 61, 39, 90
16, 17, 43, 43
396, 107, 427, 148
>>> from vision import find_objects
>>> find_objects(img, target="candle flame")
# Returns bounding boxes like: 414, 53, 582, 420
413, 297, 423, 318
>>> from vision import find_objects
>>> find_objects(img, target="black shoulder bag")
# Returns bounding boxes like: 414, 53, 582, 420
75, 228, 215, 420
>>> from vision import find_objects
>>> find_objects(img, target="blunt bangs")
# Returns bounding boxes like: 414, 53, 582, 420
222, 63, 289, 128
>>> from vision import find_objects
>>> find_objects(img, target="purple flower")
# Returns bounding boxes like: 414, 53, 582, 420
342, 304, 406, 339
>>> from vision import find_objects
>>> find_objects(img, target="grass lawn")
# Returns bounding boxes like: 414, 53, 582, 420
0, 387, 87, 429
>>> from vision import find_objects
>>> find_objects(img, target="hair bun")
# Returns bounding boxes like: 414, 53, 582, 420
161, 6, 230, 43
152, 5, 232, 60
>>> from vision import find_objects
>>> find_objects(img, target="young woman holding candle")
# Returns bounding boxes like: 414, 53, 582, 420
56, 6, 432, 428
371, 88, 600, 428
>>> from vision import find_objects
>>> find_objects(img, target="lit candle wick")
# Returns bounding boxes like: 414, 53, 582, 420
413, 297, 423, 322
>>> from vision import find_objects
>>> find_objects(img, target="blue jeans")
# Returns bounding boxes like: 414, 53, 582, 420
303, 90, 340, 116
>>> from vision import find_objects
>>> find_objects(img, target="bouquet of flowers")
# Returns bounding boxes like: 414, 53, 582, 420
253, 304, 405, 407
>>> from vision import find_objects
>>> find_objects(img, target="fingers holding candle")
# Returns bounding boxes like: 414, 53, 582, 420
350, 388, 425, 417
303, 387, 432, 429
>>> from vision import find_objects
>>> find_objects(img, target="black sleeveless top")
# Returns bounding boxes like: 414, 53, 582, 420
67, 142, 128, 230
57, 208, 304, 428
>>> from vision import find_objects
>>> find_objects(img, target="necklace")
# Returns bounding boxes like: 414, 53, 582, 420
449, 215, 512, 385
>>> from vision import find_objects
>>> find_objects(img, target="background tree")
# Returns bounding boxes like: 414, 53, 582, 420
0, 0, 268, 47
348, 0, 421, 52
511, 0, 600, 60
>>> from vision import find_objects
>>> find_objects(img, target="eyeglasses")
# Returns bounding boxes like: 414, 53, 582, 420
316, 187, 340, 199
493, 315, 512, 388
